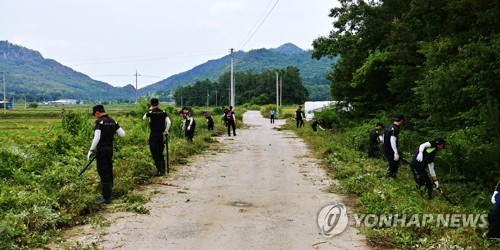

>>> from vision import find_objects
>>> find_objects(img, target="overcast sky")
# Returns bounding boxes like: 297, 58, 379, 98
0, 1, 337, 88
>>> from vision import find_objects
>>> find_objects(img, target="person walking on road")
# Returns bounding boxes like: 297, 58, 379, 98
181, 107, 196, 142
225, 106, 237, 136
143, 98, 171, 176
295, 106, 305, 128
87, 104, 126, 204
368, 122, 384, 158
203, 111, 214, 131
409, 138, 446, 199
383, 114, 405, 178
269, 109, 276, 124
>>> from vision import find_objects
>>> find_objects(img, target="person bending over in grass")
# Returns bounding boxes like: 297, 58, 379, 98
409, 138, 446, 200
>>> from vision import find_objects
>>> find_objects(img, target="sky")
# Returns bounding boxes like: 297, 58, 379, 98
0, 0, 337, 88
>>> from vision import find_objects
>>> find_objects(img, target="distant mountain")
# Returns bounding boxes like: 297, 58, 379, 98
140, 43, 337, 100
0, 41, 336, 102
0, 41, 133, 102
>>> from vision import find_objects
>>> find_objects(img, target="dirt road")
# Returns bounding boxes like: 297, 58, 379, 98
62, 111, 368, 250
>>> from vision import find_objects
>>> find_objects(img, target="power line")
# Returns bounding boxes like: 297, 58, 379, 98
64, 51, 227, 66
238, 0, 280, 50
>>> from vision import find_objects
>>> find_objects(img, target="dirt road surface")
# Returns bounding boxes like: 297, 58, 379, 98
61, 111, 369, 250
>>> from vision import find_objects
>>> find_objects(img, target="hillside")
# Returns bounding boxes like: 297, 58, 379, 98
0, 41, 134, 102
0, 41, 336, 102
140, 43, 337, 101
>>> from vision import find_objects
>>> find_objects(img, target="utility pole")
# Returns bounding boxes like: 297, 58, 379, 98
279, 74, 282, 110
276, 71, 279, 114
134, 70, 140, 103
230, 48, 235, 108
206, 88, 209, 107
215, 90, 218, 107
2, 72, 5, 114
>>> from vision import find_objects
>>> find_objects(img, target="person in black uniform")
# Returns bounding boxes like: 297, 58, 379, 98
181, 107, 196, 142
368, 122, 384, 158
143, 98, 171, 176
203, 111, 214, 131
311, 119, 325, 132
295, 106, 305, 128
383, 114, 405, 178
87, 105, 126, 204
409, 138, 446, 199
225, 106, 237, 136
487, 181, 500, 238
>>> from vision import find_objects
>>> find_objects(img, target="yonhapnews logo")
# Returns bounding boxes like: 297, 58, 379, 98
317, 203, 349, 238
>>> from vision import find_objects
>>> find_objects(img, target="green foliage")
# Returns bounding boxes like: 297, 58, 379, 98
0, 105, 220, 248
28, 102, 38, 108
313, 0, 500, 187
173, 67, 309, 107
285, 118, 496, 249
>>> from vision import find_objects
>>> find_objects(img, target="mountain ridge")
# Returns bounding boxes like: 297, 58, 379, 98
0, 41, 335, 102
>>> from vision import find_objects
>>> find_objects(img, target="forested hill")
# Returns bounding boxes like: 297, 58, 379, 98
139, 43, 337, 101
0, 41, 135, 102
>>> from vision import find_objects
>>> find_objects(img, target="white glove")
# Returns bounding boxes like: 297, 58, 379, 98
87, 150, 93, 160
163, 130, 169, 135
492, 191, 498, 204
434, 181, 439, 189
416, 152, 423, 162
394, 152, 399, 161
187, 126, 191, 131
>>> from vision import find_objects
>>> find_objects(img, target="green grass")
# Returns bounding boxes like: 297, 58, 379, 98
281, 117, 498, 249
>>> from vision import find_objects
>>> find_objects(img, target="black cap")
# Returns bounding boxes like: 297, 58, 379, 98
394, 114, 405, 122
434, 138, 446, 148
92, 105, 105, 116
150, 98, 159, 106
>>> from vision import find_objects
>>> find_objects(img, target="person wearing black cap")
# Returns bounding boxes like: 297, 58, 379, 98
487, 181, 500, 238
368, 122, 384, 158
409, 138, 446, 199
87, 105, 126, 204
383, 114, 405, 178
143, 98, 171, 176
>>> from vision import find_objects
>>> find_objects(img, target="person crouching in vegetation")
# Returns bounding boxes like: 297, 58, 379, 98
487, 181, 500, 239
203, 111, 214, 131
181, 107, 196, 142
311, 119, 325, 132
87, 105, 126, 204
143, 98, 171, 176
368, 122, 384, 158
409, 138, 446, 200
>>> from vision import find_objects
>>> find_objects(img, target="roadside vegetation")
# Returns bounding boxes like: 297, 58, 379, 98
281, 107, 498, 249
0, 100, 234, 249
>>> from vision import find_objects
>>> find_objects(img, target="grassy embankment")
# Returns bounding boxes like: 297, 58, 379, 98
277, 108, 498, 249
0, 103, 243, 249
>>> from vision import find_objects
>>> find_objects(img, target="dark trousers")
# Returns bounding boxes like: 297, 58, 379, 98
296, 118, 303, 128
149, 132, 165, 173
227, 121, 236, 136
487, 205, 500, 238
410, 161, 433, 198
185, 125, 195, 142
368, 145, 380, 158
385, 154, 400, 178
96, 149, 114, 199
270, 115, 275, 124
207, 122, 214, 130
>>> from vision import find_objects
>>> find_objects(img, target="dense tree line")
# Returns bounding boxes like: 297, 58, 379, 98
173, 67, 309, 107
313, 0, 499, 185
